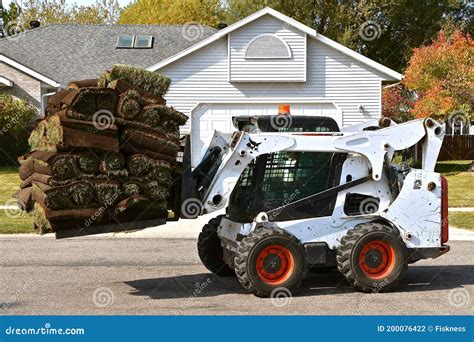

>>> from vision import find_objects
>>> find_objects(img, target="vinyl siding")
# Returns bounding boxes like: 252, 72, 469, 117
158, 16, 389, 132
229, 15, 306, 82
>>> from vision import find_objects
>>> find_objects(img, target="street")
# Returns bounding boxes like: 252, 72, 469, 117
0, 236, 473, 315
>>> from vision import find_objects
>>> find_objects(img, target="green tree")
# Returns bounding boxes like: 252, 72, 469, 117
0, 94, 38, 166
119, 0, 224, 27
8, 0, 120, 28
1, 1, 21, 36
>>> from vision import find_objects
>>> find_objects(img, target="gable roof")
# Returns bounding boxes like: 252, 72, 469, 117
0, 24, 217, 86
0, 55, 60, 87
147, 7, 403, 81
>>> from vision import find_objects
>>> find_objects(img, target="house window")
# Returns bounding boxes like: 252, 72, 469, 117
134, 35, 153, 48
244, 34, 291, 59
116, 35, 134, 48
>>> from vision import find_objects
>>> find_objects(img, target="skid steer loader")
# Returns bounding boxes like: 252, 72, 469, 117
179, 114, 449, 297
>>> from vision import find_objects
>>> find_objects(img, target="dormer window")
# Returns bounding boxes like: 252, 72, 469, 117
244, 34, 291, 59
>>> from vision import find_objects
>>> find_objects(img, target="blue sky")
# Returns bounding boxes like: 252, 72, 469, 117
2, 0, 134, 8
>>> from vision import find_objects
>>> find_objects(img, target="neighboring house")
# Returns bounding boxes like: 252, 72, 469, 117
0, 8, 402, 167
0, 24, 217, 108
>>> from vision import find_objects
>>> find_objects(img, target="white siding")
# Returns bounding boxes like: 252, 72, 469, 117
159, 21, 388, 132
190, 102, 339, 167
229, 15, 306, 82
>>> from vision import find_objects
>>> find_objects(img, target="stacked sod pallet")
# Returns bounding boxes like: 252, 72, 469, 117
14, 65, 187, 235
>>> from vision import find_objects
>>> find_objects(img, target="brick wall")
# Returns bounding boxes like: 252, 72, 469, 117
0, 62, 43, 108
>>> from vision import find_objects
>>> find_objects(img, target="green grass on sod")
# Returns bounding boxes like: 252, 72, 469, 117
449, 212, 474, 231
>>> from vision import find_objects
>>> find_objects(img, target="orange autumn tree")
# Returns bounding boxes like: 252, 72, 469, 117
403, 29, 473, 120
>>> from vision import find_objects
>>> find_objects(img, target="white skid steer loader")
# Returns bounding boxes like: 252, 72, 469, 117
180, 115, 449, 297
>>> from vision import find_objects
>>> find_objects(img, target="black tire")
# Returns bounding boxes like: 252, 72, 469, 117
234, 227, 306, 297
197, 215, 235, 277
337, 222, 408, 293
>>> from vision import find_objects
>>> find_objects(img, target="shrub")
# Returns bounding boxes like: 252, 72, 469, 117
0, 94, 38, 166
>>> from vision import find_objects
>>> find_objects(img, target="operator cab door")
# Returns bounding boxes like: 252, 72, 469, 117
227, 116, 347, 223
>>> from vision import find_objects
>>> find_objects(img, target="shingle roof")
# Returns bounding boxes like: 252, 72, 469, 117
0, 24, 217, 86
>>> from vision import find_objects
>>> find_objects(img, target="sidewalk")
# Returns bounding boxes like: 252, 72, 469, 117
2, 217, 473, 241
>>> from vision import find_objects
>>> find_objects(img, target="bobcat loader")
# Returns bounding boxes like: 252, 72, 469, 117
180, 115, 449, 297
57, 113, 449, 297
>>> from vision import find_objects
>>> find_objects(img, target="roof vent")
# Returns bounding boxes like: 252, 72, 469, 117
245, 34, 291, 59
30, 20, 41, 29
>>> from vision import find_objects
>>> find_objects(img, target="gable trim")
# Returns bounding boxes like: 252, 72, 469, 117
147, 7, 402, 81
0, 55, 61, 87
0, 76, 13, 87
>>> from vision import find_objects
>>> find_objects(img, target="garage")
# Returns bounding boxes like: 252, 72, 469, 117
190, 101, 342, 167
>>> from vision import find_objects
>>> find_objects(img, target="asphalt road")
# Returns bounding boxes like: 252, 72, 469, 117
0, 237, 473, 315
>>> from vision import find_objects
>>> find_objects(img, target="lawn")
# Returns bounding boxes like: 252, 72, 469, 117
0, 160, 472, 234
0, 210, 34, 234
436, 160, 473, 207
449, 212, 474, 231
0, 167, 35, 234
0, 167, 21, 204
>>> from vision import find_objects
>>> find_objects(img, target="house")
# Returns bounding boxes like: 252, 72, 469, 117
0, 8, 402, 167
0, 24, 217, 108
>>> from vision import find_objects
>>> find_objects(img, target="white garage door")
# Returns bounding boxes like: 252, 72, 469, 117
190, 102, 341, 168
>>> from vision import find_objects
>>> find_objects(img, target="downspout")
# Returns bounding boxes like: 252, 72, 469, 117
41, 92, 57, 117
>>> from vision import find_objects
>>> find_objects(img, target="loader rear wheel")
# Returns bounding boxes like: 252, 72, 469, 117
197, 215, 235, 277
235, 227, 306, 297
337, 222, 408, 293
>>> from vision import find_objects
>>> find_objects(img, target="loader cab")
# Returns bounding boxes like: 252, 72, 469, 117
227, 115, 347, 223
232, 115, 340, 133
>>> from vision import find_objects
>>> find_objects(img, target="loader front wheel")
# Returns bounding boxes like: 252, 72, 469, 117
337, 222, 408, 293
197, 215, 235, 277
235, 227, 306, 297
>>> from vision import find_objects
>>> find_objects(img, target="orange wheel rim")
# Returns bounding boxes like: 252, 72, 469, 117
359, 240, 396, 279
256, 245, 295, 285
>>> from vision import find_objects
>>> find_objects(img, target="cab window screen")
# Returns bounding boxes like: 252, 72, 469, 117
228, 151, 344, 222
